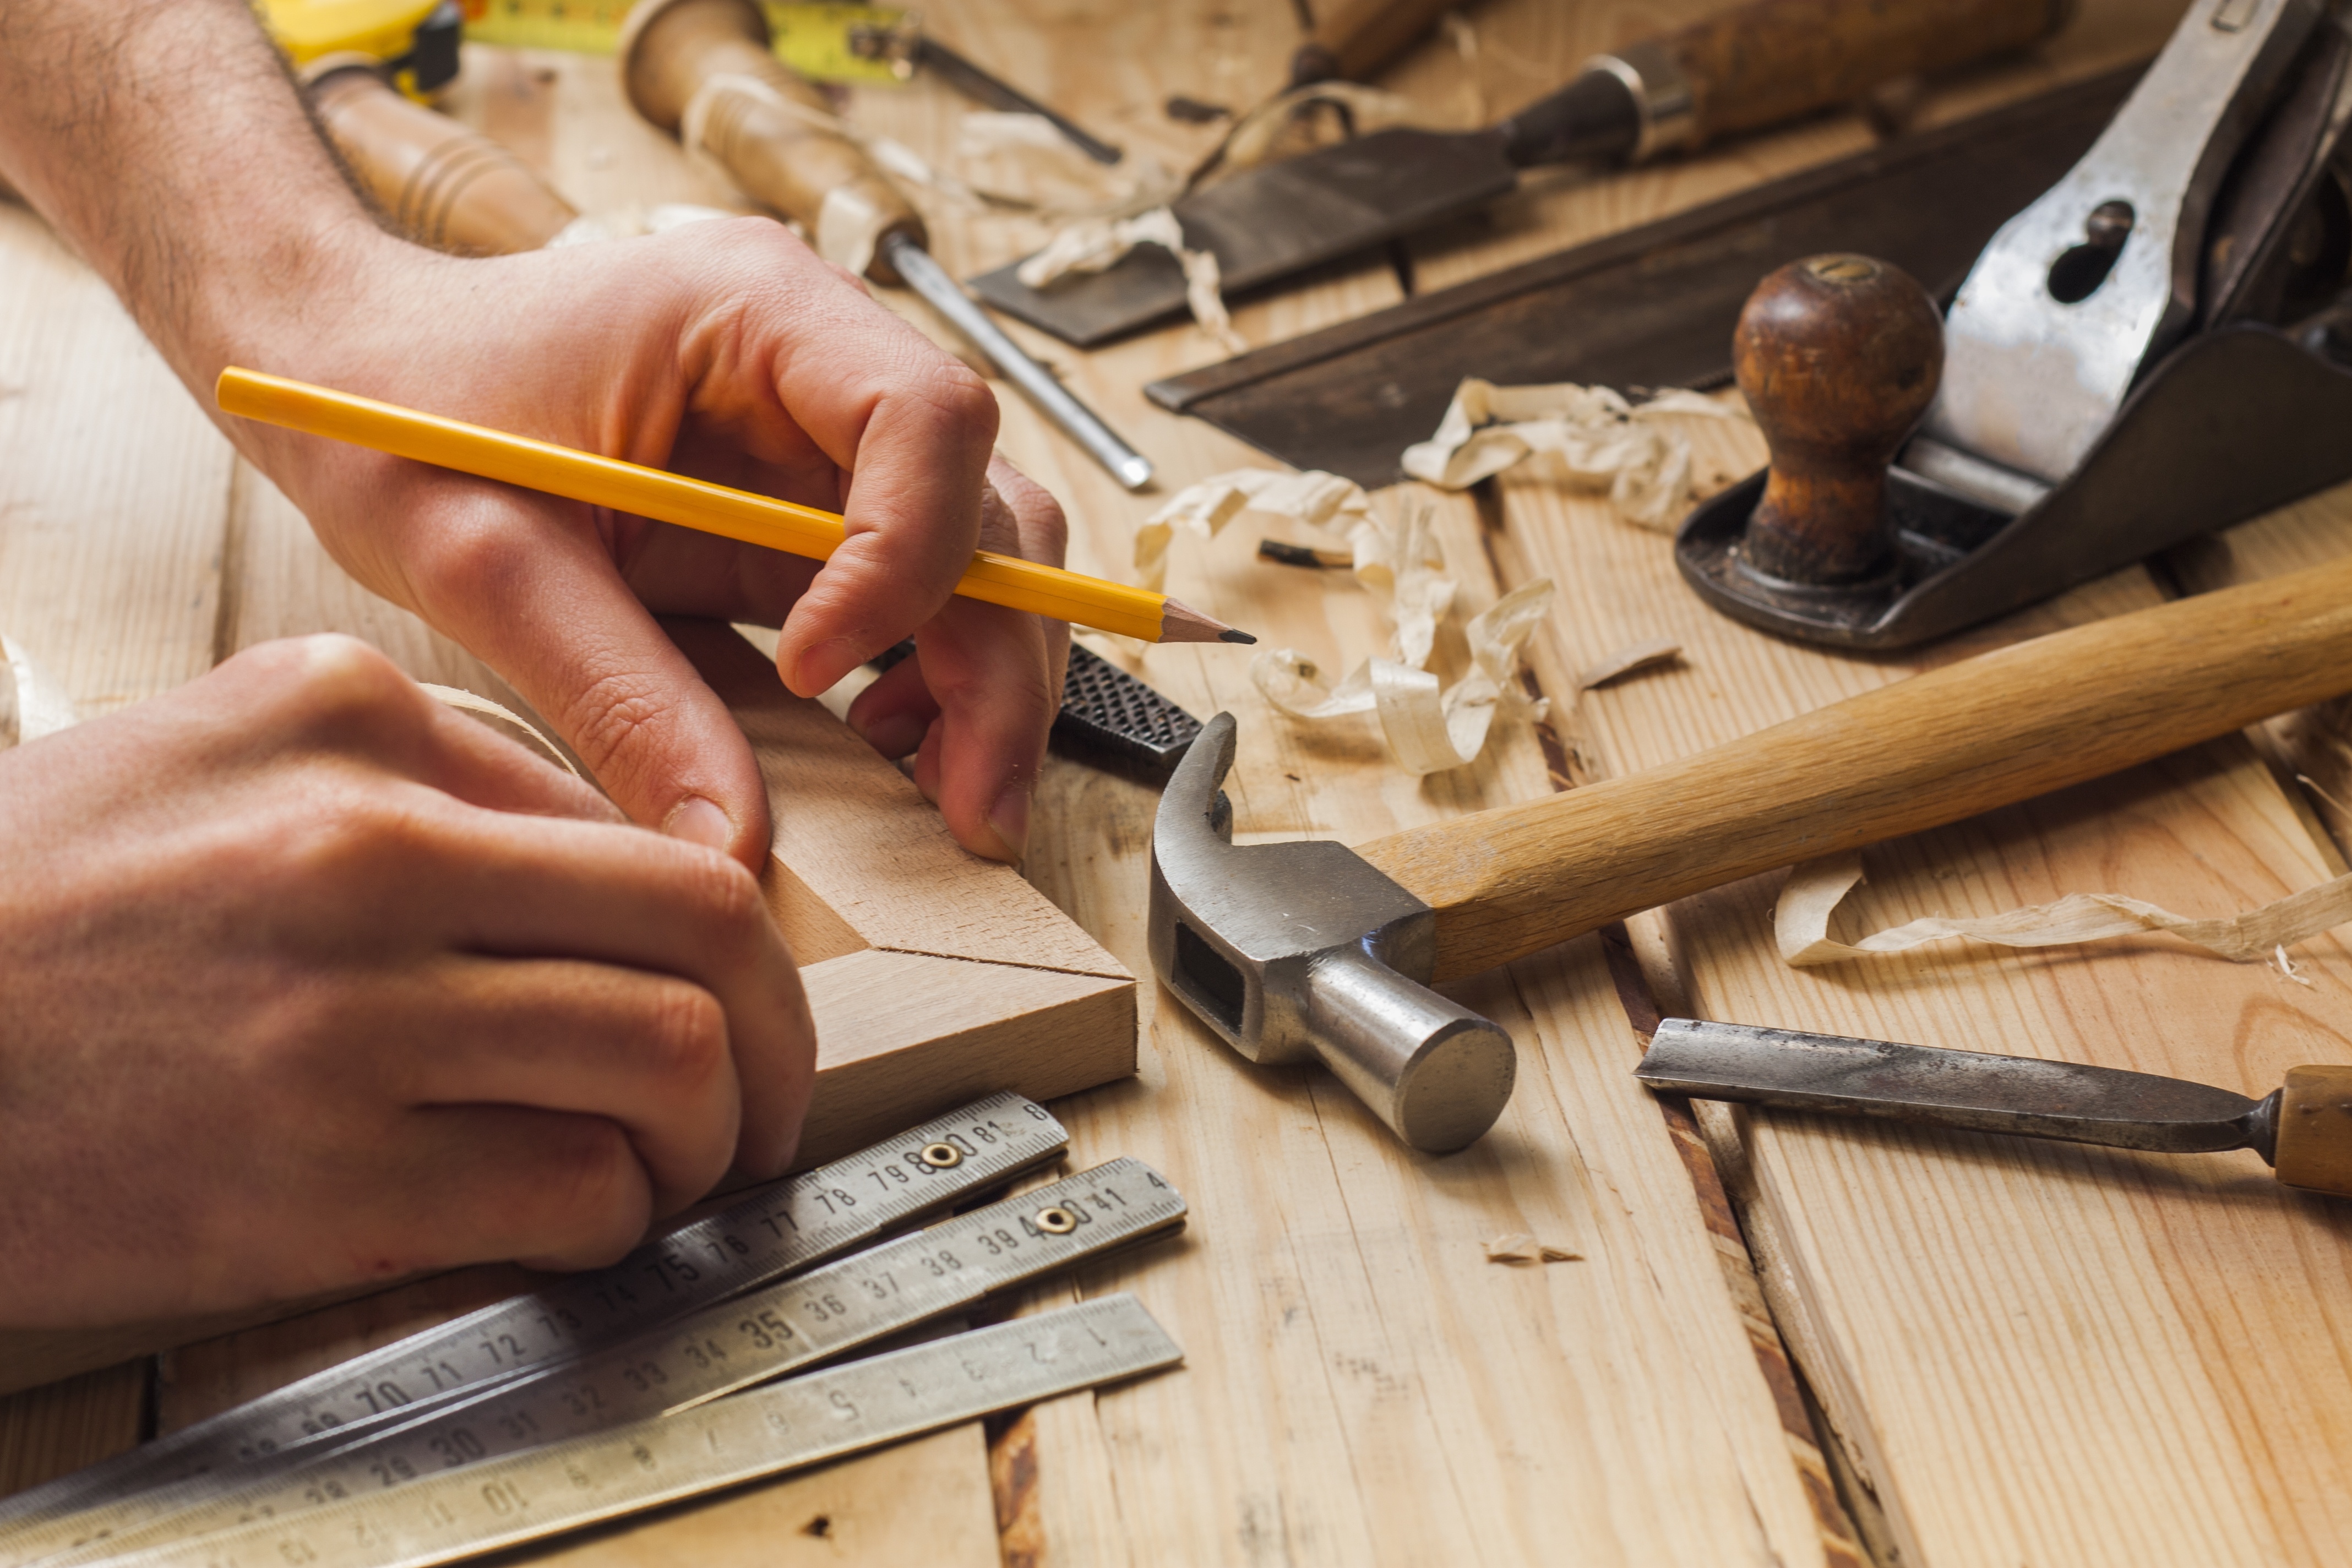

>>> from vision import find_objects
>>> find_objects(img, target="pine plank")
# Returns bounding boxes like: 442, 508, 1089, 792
1487, 429, 2352, 1564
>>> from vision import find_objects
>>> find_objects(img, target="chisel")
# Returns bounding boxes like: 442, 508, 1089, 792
1637, 1019, 2352, 1196
619, 0, 1153, 489
971, 0, 2074, 347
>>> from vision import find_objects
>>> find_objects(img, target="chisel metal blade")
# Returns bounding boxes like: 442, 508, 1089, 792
1636, 1019, 2269, 1156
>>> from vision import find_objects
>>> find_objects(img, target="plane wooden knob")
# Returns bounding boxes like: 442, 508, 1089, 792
1734, 253, 1942, 585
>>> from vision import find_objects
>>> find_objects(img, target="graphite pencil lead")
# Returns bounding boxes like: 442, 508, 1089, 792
1158, 596, 1255, 645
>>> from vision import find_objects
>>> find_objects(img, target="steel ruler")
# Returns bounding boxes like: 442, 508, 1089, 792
22, 1159, 1182, 1566
90, 1295, 1179, 1568
0, 1094, 1065, 1530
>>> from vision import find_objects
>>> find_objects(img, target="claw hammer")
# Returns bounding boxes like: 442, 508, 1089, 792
1153, 565, 2352, 1151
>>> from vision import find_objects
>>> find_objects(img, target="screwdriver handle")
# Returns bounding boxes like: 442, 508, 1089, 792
1289, 0, 1463, 86
620, 0, 925, 284
1360, 549, 2352, 982
307, 61, 579, 255
1674, 0, 2069, 145
2275, 1066, 2352, 1197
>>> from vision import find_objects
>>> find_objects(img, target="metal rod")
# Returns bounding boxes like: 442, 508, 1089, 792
885, 233, 1154, 491
914, 37, 1124, 165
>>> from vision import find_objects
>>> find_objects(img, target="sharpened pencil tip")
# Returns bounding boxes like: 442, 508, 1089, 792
1219, 629, 1257, 644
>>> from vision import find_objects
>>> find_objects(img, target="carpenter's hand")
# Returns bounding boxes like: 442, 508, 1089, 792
0, 637, 812, 1329
227, 220, 1068, 868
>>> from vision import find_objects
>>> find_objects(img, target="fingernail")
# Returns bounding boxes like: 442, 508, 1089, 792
857, 712, 926, 759
664, 795, 733, 851
983, 783, 1031, 863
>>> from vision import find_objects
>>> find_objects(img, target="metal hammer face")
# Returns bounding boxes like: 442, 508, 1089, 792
1148, 714, 1516, 1152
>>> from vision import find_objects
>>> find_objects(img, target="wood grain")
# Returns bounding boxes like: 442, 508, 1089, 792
1487, 396, 2352, 1567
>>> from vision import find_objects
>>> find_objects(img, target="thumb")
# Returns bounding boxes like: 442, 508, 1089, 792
411, 512, 773, 869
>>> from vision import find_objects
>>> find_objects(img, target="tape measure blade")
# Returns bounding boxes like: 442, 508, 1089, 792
97, 1298, 1181, 1568
0, 1095, 1065, 1528
30, 1163, 1184, 1564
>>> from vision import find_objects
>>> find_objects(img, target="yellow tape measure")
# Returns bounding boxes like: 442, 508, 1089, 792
457, 0, 907, 80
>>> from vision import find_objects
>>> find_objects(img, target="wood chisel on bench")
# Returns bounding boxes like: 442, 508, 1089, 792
1637, 1019, 2352, 1198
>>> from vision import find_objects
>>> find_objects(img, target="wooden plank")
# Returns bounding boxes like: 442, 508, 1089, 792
0, 1365, 147, 1502
1485, 405, 2352, 1564
827, 6, 1858, 1561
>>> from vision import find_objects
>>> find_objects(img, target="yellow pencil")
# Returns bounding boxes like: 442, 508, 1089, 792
216, 368, 1253, 646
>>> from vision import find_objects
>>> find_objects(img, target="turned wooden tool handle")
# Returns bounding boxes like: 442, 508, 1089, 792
1358, 551, 2352, 983
1667, 0, 2067, 146
1290, 0, 1462, 86
309, 64, 579, 255
2275, 1065, 2352, 1197
620, 0, 923, 284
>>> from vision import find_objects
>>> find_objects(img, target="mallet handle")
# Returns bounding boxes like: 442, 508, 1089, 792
1358, 551, 2352, 983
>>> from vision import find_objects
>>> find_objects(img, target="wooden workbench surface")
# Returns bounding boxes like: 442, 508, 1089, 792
9, 1, 2352, 1564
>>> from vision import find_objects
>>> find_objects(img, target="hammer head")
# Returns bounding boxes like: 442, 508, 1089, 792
1148, 714, 1516, 1152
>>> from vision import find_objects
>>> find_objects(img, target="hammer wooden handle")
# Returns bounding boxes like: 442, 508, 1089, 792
1666, 0, 2066, 147
1359, 551, 2352, 983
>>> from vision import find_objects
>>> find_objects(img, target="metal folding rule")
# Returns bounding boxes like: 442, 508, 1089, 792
0, 1098, 1188, 1568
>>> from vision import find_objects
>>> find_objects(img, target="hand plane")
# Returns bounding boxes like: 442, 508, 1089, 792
1678, 0, 2352, 647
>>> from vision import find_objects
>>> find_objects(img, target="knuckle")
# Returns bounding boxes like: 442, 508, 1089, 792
553, 669, 670, 782
536, 1120, 651, 1264
636, 978, 731, 1096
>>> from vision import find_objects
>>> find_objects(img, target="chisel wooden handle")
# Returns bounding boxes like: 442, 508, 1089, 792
308, 61, 579, 255
619, 0, 923, 284
1289, 0, 1462, 86
2276, 1065, 2352, 1196
1667, 0, 2070, 146
1358, 551, 2352, 982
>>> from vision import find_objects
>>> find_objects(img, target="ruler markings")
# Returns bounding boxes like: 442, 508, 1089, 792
0, 1095, 1064, 1528
89, 1297, 1181, 1568
28, 1161, 1179, 1566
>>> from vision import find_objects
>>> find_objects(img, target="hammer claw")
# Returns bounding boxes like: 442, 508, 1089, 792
1150, 714, 1517, 1152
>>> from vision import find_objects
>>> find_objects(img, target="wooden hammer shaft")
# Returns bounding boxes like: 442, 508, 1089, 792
1358, 551, 2352, 983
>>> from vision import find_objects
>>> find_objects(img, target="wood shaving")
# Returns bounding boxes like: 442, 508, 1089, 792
1015, 206, 1240, 351
1577, 637, 1682, 690
546, 204, 737, 248
0, 632, 78, 749
1216, 82, 1434, 173
422, 684, 580, 778
1483, 1233, 1581, 1264
954, 112, 1179, 218
1137, 469, 1552, 775
1253, 579, 1552, 776
1776, 848, 2352, 971
1402, 378, 1747, 530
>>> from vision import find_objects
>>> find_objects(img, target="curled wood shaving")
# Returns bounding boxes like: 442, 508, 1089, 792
1252, 579, 1553, 777
1776, 848, 2352, 970
955, 112, 1179, 218
421, 684, 580, 778
1576, 637, 1682, 690
1483, 1233, 1581, 1264
1402, 379, 1746, 530
0, 633, 79, 749
1217, 82, 1434, 173
546, 204, 736, 248
1015, 206, 1240, 351
1139, 468, 1552, 775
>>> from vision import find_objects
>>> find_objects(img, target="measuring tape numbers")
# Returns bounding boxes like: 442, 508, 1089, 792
0, 1094, 1065, 1532
97, 1295, 1181, 1568
36, 1161, 1182, 1565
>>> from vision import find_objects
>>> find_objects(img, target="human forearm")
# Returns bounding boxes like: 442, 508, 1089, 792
0, 0, 390, 395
